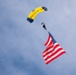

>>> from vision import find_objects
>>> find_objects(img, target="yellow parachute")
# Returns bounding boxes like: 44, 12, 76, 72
27, 6, 48, 23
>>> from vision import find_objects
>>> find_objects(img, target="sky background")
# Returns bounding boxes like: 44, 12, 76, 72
0, 0, 76, 75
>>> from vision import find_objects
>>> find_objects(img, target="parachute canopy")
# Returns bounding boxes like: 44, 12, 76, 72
27, 6, 48, 23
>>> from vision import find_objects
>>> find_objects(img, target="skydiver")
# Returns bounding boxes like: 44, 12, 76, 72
41, 22, 47, 30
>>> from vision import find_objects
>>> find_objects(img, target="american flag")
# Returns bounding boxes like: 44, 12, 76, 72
43, 32, 66, 64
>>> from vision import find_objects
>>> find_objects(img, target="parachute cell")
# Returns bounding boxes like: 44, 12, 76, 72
27, 6, 48, 23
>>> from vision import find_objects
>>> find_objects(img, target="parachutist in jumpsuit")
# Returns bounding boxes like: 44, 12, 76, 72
41, 22, 47, 30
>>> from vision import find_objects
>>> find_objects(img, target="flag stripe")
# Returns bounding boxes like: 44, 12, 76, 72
45, 50, 65, 63
44, 48, 64, 60
43, 49, 54, 57
45, 51, 66, 64
44, 36, 52, 47
54, 43, 60, 49
43, 45, 54, 53
44, 35, 50, 46
43, 47, 63, 60
43, 43, 62, 58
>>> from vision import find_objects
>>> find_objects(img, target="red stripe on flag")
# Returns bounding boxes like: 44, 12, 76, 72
45, 52, 66, 64
43, 49, 54, 57
44, 48, 63, 60
54, 43, 60, 49
44, 35, 50, 46
43, 45, 53, 53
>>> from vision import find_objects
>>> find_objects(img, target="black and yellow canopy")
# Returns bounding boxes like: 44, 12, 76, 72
27, 6, 48, 23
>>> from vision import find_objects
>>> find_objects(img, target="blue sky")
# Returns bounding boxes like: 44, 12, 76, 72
0, 0, 76, 75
